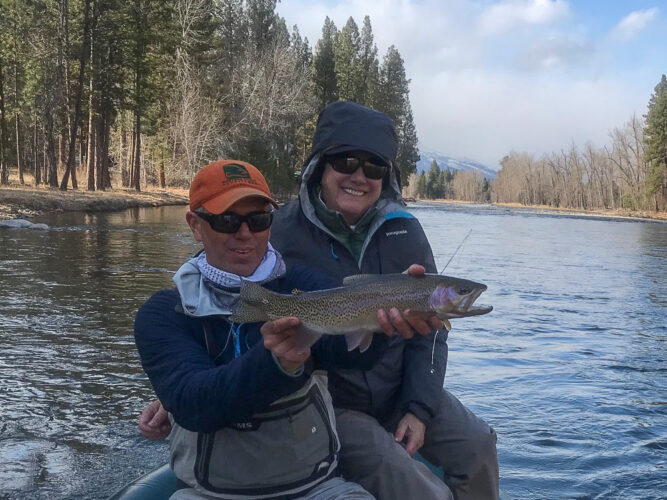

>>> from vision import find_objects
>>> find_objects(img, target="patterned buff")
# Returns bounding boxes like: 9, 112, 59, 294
195, 243, 279, 289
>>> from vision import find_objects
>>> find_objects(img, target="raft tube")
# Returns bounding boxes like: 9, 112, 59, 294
108, 454, 511, 499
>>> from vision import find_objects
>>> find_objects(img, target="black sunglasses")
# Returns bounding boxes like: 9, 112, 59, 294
197, 210, 273, 234
326, 156, 388, 180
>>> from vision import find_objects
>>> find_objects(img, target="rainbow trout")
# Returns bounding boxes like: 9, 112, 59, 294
229, 273, 493, 351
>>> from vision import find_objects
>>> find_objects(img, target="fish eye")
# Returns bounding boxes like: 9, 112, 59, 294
458, 287, 471, 295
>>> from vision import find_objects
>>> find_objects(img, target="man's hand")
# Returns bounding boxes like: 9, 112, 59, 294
376, 264, 444, 338
260, 316, 311, 374
394, 412, 426, 456
138, 400, 171, 441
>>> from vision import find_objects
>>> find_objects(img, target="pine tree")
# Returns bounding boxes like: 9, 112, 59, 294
377, 45, 408, 124
416, 171, 426, 198
333, 17, 361, 102
357, 16, 378, 107
311, 16, 337, 108
644, 74, 667, 209
395, 100, 419, 184
375, 45, 419, 184
426, 159, 441, 198
246, 0, 278, 53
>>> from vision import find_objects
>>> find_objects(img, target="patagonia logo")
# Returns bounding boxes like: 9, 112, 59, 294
223, 163, 252, 182
385, 230, 408, 237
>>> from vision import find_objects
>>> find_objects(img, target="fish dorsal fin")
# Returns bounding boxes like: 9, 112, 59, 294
342, 274, 378, 286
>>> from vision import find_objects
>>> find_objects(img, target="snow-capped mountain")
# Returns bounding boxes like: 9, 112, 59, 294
417, 149, 497, 179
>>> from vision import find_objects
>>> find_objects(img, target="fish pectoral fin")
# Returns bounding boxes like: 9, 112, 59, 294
345, 330, 374, 353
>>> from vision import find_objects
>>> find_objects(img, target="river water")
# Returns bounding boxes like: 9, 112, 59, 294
0, 203, 665, 499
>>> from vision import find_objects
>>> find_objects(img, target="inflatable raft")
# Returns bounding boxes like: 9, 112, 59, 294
108, 455, 511, 499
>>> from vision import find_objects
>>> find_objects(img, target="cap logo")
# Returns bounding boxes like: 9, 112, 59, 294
223, 163, 252, 182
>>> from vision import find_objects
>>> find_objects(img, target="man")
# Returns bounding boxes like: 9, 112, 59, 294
134, 159, 395, 499
141, 102, 499, 499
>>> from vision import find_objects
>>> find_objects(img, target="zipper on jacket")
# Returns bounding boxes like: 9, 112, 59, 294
230, 322, 243, 358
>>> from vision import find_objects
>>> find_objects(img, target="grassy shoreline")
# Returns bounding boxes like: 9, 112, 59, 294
2, 184, 665, 223
0, 184, 188, 220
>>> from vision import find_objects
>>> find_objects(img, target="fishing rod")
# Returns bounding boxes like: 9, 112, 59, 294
440, 228, 472, 274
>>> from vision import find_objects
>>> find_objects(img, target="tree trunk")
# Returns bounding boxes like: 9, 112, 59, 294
133, 113, 141, 191
61, 0, 73, 144
86, 22, 96, 192
132, 0, 144, 192
13, 40, 24, 185
0, 50, 8, 185
158, 148, 166, 188
60, 0, 91, 190
86, 111, 95, 189
120, 126, 127, 187
127, 126, 135, 188
15, 114, 23, 185
33, 115, 40, 185
45, 112, 59, 187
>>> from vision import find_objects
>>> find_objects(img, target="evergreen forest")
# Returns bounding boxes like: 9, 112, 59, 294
0, 0, 417, 197
0, 0, 664, 213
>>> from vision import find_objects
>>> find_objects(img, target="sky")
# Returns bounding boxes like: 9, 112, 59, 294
276, 0, 667, 169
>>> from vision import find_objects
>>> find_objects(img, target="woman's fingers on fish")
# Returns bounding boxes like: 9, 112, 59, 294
376, 309, 397, 336
428, 315, 445, 331
403, 309, 438, 336
388, 307, 415, 339
403, 264, 425, 276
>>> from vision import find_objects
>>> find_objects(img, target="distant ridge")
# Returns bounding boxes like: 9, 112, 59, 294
417, 149, 497, 179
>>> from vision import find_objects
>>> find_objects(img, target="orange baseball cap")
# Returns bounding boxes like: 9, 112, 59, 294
189, 160, 279, 214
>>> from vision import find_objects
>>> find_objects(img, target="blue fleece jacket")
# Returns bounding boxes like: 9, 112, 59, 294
134, 265, 387, 433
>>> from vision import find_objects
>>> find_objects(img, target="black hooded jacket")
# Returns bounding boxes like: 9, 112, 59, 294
270, 101, 448, 425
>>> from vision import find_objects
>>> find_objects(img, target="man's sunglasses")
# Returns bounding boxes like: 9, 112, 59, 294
197, 210, 274, 233
326, 155, 388, 180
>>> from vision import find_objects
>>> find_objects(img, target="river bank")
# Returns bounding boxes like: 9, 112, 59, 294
2, 185, 666, 223
418, 198, 667, 222
0, 185, 188, 221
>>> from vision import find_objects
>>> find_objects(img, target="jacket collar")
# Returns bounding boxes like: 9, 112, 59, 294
173, 251, 287, 317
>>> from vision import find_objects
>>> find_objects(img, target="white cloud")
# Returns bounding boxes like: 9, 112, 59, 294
611, 8, 659, 40
411, 72, 647, 168
275, 1, 662, 169
478, 0, 570, 36
515, 36, 594, 71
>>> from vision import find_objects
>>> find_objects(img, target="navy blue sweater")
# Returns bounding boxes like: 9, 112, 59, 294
134, 265, 387, 433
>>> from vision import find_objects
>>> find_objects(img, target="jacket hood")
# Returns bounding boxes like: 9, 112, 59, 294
306, 101, 398, 166
300, 101, 404, 205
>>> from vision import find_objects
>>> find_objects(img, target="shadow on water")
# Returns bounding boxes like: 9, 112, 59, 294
1, 203, 666, 499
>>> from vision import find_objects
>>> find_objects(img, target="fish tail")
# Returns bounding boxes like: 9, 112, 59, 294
228, 280, 274, 323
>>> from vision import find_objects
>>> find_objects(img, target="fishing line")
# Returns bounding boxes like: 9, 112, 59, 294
440, 229, 472, 274
430, 329, 439, 374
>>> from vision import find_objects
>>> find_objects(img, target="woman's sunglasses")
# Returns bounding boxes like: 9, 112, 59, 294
197, 210, 274, 234
326, 155, 388, 180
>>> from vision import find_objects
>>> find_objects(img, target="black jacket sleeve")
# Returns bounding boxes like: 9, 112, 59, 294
134, 290, 307, 433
